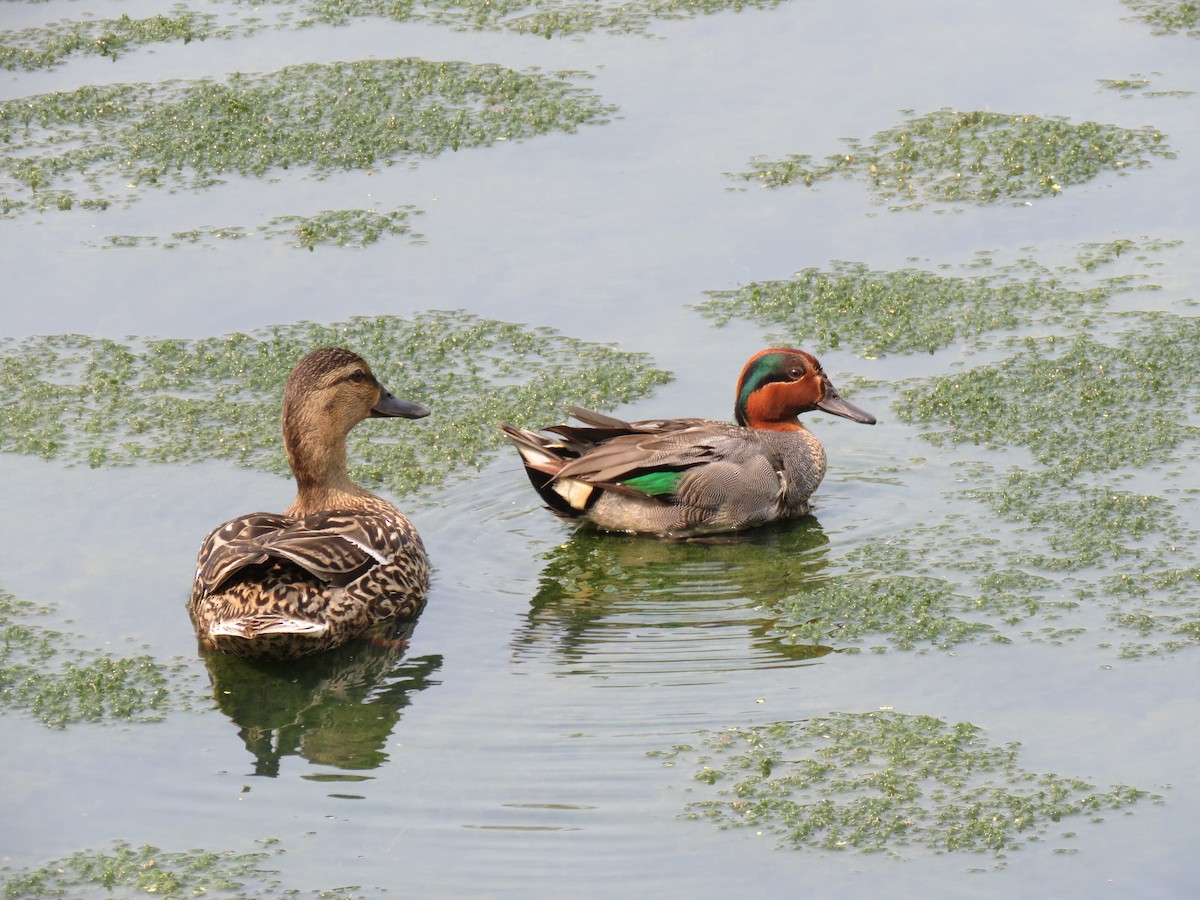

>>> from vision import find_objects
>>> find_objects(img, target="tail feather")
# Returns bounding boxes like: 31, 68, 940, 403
498, 422, 568, 475
203, 615, 335, 658
210, 616, 328, 640
499, 421, 595, 517
563, 406, 632, 428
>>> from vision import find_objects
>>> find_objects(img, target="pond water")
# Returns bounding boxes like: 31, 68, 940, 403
2, 0, 1199, 896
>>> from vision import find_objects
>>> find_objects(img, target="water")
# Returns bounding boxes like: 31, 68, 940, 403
2, 0, 1199, 896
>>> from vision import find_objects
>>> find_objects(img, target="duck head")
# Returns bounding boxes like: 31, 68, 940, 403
282, 347, 429, 493
734, 348, 876, 431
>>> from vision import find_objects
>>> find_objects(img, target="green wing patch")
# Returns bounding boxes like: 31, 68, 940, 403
622, 471, 683, 496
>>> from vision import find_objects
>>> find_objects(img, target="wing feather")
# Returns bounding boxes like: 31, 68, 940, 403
194, 510, 401, 596
556, 426, 730, 487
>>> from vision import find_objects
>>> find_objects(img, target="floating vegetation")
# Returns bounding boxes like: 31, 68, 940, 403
1122, 0, 1200, 38
1099, 566, 1200, 656
726, 109, 1173, 208
0, 59, 613, 216
1097, 74, 1194, 99
758, 523, 1087, 654
964, 469, 1183, 570
695, 238, 1177, 358
698, 239, 1200, 657
765, 574, 999, 653
652, 712, 1157, 856
1072, 236, 1177, 271
0, 0, 791, 70
293, 0, 789, 36
0, 839, 377, 899
0, 588, 184, 729
1099, 74, 1155, 92
899, 321, 1200, 477
779, 316, 1200, 657
933, 307, 1200, 657
0, 11, 228, 70
101, 205, 424, 250
760, 499, 1190, 655
0, 313, 671, 496
694, 259, 1112, 357
264, 205, 422, 250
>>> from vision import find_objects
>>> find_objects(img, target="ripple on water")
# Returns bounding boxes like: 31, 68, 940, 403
510, 521, 838, 684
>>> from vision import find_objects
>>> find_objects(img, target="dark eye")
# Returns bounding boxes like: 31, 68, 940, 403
788, 367, 806, 379
349, 369, 367, 383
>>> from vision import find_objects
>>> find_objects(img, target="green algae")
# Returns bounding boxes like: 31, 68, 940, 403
292, 0, 787, 36
1095, 74, 1193, 98
1099, 74, 1155, 93
727, 109, 1173, 208
516, 480, 1084, 658
0, 589, 182, 729
695, 239, 1176, 359
651, 712, 1157, 857
961, 468, 1187, 570
101, 204, 424, 249
696, 237, 1200, 657
0, 0, 789, 72
264, 205, 422, 249
764, 574, 999, 653
695, 259, 1111, 358
758, 470, 1199, 657
0, 59, 613, 216
759, 527, 1079, 655
1099, 567, 1200, 656
0, 839, 376, 899
1, 839, 389, 898
1122, 0, 1200, 38
1072, 236, 1182, 270
881, 311, 1200, 656
0, 11, 227, 70
0, 313, 671, 496
899, 322, 1200, 477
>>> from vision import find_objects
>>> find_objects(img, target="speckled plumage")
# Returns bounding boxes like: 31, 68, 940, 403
500, 348, 875, 537
190, 348, 430, 659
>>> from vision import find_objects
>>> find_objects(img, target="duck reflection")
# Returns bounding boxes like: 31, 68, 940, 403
515, 518, 836, 675
200, 618, 441, 776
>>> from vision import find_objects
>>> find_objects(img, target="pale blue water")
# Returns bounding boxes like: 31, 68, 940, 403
2, 0, 1199, 896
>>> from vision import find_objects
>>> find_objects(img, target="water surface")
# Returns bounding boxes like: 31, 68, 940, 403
1, 0, 1198, 896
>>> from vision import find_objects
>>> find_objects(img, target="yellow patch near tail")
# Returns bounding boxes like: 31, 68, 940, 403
553, 478, 594, 510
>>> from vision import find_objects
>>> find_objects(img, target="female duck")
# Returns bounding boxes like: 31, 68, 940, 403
190, 347, 430, 659
500, 348, 875, 537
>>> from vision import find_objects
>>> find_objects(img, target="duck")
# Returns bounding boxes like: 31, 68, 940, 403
189, 347, 431, 659
499, 348, 875, 537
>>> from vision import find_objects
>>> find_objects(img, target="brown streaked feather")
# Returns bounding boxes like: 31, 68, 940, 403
195, 510, 411, 595
194, 513, 288, 592
249, 511, 401, 588
189, 347, 430, 659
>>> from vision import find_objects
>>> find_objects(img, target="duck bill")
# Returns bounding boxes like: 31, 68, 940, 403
817, 388, 876, 425
371, 388, 430, 420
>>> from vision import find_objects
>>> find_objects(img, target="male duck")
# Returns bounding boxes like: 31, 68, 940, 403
190, 347, 430, 659
500, 348, 875, 537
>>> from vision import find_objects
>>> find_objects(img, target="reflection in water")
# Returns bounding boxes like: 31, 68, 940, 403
201, 619, 441, 776
515, 519, 835, 678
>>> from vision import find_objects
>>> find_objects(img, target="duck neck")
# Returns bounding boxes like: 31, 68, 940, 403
282, 411, 365, 517
738, 382, 806, 432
